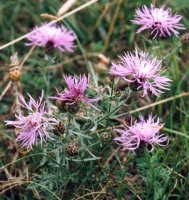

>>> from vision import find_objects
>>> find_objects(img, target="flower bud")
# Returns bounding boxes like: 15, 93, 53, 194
53, 122, 65, 136
180, 32, 189, 44
101, 132, 112, 142
64, 143, 79, 156
56, 100, 80, 114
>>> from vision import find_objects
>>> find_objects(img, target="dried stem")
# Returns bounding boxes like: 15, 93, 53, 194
14, 83, 21, 113
129, 92, 189, 114
0, 81, 12, 101
19, 45, 36, 70
103, 0, 123, 50
57, 0, 77, 16
94, 2, 113, 30
75, 191, 110, 200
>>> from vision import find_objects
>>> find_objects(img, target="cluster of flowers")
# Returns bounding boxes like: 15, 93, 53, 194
5, 4, 185, 152
6, 75, 97, 149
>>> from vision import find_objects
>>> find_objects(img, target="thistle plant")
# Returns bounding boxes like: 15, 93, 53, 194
110, 49, 171, 96
5, 92, 58, 149
26, 23, 77, 52
51, 74, 100, 112
114, 115, 168, 151
0, 1, 189, 200
132, 4, 185, 38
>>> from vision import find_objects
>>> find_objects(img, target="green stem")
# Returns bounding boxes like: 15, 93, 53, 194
163, 127, 189, 139
149, 39, 156, 54
31, 182, 61, 200
162, 45, 181, 60
67, 113, 72, 134
97, 91, 132, 123
63, 20, 89, 70
105, 77, 115, 127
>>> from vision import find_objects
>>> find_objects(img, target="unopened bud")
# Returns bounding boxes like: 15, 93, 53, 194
56, 100, 80, 114
180, 32, 189, 44
101, 132, 112, 142
64, 143, 79, 156
53, 122, 65, 136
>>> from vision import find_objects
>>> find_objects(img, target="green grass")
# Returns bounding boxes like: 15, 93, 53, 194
0, 0, 189, 199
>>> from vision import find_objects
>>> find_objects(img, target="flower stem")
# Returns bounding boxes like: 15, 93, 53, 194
105, 77, 115, 127
97, 90, 132, 123
163, 127, 189, 139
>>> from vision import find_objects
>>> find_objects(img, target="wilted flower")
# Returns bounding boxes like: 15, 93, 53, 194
110, 49, 171, 96
26, 23, 77, 52
132, 4, 185, 38
51, 74, 100, 112
5, 91, 57, 149
114, 115, 168, 151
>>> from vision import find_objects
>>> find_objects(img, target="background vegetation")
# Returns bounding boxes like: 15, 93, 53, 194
0, 0, 189, 199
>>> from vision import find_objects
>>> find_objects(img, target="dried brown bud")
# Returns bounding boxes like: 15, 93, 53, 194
8, 68, 22, 82
40, 13, 58, 20
97, 53, 110, 65
94, 63, 108, 73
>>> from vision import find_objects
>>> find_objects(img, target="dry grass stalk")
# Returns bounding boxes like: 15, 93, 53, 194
0, 0, 99, 51
57, 0, 77, 17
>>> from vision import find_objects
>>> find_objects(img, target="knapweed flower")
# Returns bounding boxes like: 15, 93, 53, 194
51, 74, 100, 112
110, 49, 171, 96
5, 91, 58, 149
26, 23, 77, 52
132, 4, 185, 38
114, 115, 168, 151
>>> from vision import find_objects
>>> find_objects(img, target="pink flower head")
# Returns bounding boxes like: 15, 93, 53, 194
114, 115, 168, 151
5, 91, 58, 149
132, 4, 185, 38
26, 23, 77, 52
110, 49, 171, 96
51, 74, 100, 109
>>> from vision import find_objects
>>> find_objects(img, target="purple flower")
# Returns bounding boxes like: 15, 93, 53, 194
26, 23, 77, 52
5, 91, 58, 149
110, 49, 171, 96
132, 4, 185, 38
51, 74, 99, 110
114, 115, 168, 151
